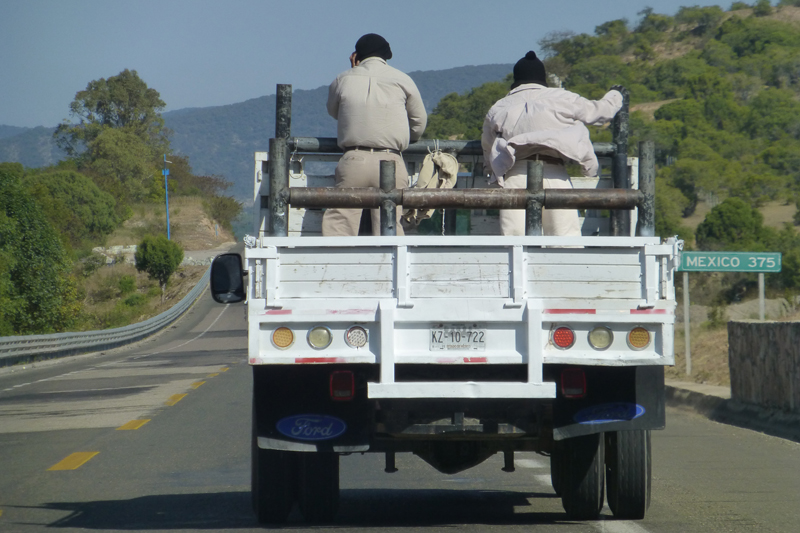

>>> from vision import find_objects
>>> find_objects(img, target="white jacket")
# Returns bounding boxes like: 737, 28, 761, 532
481, 84, 622, 185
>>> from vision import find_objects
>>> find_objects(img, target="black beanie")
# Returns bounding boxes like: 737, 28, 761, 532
354, 33, 392, 62
512, 51, 548, 89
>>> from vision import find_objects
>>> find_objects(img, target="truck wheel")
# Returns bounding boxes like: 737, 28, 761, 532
251, 414, 297, 524
252, 446, 297, 524
605, 430, 651, 519
560, 433, 605, 520
550, 441, 563, 496
298, 452, 340, 523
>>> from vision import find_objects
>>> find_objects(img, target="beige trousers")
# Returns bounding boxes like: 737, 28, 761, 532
321, 150, 409, 236
499, 160, 581, 236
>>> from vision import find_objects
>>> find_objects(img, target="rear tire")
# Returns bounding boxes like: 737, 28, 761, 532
252, 446, 297, 524
298, 453, 340, 523
251, 407, 296, 524
606, 430, 651, 520
550, 441, 564, 496
560, 433, 605, 520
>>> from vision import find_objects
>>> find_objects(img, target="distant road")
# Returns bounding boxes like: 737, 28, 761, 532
1, 291, 799, 532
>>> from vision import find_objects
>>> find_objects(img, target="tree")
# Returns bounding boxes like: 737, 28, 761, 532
134, 235, 184, 303
203, 196, 243, 233
655, 177, 695, 242
424, 79, 511, 140
695, 197, 772, 250
0, 166, 80, 334
24, 170, 119, 252
753, 0, 773, 16
86, 127, 162, 201
54, 69, 168, 159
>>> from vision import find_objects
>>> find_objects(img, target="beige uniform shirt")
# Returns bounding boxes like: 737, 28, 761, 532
482, 84, 622, 185
328, 57, 427, 151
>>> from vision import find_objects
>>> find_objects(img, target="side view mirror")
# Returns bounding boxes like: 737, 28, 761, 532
210, 253, 246, 304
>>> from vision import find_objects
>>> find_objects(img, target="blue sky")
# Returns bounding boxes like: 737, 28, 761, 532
1, 0, 736, 128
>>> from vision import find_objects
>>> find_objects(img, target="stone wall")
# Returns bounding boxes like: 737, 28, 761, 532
728, 321, 800, 413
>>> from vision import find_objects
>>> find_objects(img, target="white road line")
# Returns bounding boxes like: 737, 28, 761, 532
533, 474, 552, 486
39, 386, 151, 394
516, 457, 548, 469
133, 304, 229, 359
594, 518, 653, 533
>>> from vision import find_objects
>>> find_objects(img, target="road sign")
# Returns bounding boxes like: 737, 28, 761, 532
679, 252, 781, 273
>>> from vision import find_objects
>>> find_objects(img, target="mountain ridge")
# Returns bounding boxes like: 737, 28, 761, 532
0, 63, 513, 198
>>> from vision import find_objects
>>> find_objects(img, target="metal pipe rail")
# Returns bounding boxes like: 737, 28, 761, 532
269, 84, 654, 238
285, 186, 643, 210
287, 136, 616, 158
0, 267, 211, 368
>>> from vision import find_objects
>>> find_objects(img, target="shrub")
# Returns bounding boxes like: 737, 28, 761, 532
122, 293, 147, 307
1, 166, 80, 334
118, 275, 136, 295
80, 253, 107, 277
134, 235, 184, 303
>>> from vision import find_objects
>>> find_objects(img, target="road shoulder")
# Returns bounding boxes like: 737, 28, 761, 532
666, 380, 800, 443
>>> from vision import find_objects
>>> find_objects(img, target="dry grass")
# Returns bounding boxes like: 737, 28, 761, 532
759, 200, 797, 229
77, 263, 208, 331
668, 306, 800, 387
77, 198, 228, 331
668, 325, 732, 386
106, 197, 236, 251
630, 99, 679, 120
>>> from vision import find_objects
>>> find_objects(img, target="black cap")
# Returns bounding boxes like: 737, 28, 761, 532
512, 51, 547, 89
354, 33, 392, 62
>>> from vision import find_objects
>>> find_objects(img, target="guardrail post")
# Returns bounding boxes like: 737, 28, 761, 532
380, 160, 397, 236
637, 140, 656, 237
611, 87, 630, 236
269, 84, 291, 237
525, 161, 544, 236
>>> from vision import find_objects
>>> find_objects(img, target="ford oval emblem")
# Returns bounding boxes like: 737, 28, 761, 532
573, 402, 645, 425
276, 414, 347, 441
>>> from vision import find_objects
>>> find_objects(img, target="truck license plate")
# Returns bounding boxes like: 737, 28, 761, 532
430, 328, 486, 351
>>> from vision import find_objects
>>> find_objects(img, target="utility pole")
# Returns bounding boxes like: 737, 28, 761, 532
163, 154, 171, 240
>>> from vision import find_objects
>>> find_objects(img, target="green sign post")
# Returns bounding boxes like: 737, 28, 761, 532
678, 251, 781, 377
679, 252, 781, 273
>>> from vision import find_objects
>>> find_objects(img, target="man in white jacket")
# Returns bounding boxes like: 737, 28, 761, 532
481, 51, 623, 236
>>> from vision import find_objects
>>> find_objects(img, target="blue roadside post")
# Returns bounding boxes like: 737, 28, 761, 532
163, 154, 171, 240
678, 251, 782, 376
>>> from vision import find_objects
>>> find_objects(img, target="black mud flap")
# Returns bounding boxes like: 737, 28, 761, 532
253, 365, 374, 452
552, 366, 665, 441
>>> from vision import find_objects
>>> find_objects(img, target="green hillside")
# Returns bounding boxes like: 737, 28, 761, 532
424, 2, 800, 303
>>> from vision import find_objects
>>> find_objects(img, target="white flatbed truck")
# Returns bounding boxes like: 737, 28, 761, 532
210, 84, 681, 524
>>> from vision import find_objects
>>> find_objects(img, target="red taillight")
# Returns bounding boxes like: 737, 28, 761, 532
561, 368, 586, 398
552, 326, 575, 349
330, 371, 354, 401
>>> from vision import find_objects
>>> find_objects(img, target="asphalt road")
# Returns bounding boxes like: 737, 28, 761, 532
1, 291, 799, 532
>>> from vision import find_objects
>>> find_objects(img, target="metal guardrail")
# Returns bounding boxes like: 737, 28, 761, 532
0, 267, 211, 368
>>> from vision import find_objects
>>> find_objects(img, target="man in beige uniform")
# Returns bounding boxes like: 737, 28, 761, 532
322, 33, 427, 236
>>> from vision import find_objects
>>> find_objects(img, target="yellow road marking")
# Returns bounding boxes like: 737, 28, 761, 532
116, 419, 150, 430
207, 373, 219, 377
219, 367, 229, 372
48, 452, 99, 471
191, 381, 205, 389
165, 393, 187, 406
